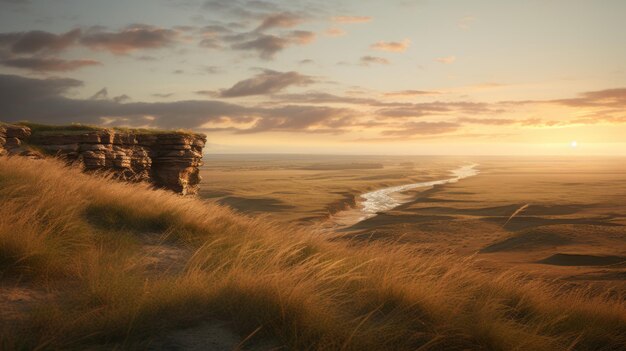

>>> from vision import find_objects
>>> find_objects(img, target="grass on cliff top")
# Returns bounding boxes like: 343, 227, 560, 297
0, 156, 625, 350
12, 121, 202, 136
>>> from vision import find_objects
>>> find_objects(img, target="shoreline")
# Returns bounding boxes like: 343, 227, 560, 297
329, 164, 480, 228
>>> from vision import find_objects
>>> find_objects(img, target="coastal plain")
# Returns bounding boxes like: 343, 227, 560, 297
200, 155, 626, 291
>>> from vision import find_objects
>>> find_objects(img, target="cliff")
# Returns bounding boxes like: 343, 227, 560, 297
0, 123, 206, 195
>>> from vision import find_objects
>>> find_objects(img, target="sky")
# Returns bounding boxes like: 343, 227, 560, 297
0, 0, 624, 155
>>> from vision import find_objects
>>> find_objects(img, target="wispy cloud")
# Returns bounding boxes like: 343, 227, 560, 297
458, 117, 517, 125
0, 29, 81, 54
325, 27, 346, 37
370, 39, 410, 52
551, 88, 626, 108
229, 31, 316, 59
218, 70, 315, 97
255, 12, 305, 31
360, 55, 390, 66
332, 16, 372, 24
383, 90, 441, 97
376, 101, 495, 118
1, 57, 101, 72
381, 121, 460, 137
80, 24, 181, 54
435, 55, 456, 64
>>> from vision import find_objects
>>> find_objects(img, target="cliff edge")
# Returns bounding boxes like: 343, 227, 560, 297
0, 123, 206, 195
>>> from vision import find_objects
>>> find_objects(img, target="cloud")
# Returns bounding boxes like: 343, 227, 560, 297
270, 92, 380, 105
502, 88, 626, 107
152, 93, 174, 98
234, 105, 357, 134
435, 55, 456, 64
360, 55, 390, 66
4, 74, 623, 139
202, 0, 280, 19
229, 34, 287, 59
288, 30, 315, 44
197, 24, 233, 48
383, 90, 441, 97
255, 12, 305, 31
90, 88, 108, 100
198, 37, 221, 48
376, 102, 493, 118
0, 73, 82, 102
519, 118, 564, 127
202, 65, 221, 74
458, 117, 517, 125
0, 57, 101, 72
325, 27, 346, 37
112, 94, 130, 103
551, 88, 626, 108
0, 73, 365, 134
381, 121, 460, 137
0, 28, 100, 73
136, 55, 157, 61
0, 29, 80, 54
195, 90, 218, 97
219, 70, 315, 97
230, 31, 315, 59
0, 73, 252, 128
332, 16, 372, 24
370, 39, 410, 52
80, 25, 180, 54
571, 114, 626, 125
0, 73, 362, 134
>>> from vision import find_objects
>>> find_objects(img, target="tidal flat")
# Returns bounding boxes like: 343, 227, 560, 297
200, 155, 626, 291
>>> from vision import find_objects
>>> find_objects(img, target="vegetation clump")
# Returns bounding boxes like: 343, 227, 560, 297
16, 121, 199, 136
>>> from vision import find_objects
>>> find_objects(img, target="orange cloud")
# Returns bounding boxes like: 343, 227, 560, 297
383, 90, 441, 97
370, 39, 410, 52
332, 16, 372, 24
325, 27, 346, 37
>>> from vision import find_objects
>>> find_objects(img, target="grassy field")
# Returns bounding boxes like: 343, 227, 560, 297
200, 155, 626, 291
1, 156, 625, 350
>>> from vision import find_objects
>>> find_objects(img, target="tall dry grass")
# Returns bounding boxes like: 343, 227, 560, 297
0, 156, 624, 350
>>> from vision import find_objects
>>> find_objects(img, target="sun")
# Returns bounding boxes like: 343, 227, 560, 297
570, 140, 578, 148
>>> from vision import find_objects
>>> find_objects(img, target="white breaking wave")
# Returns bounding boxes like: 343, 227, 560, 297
358, 164, 479, 220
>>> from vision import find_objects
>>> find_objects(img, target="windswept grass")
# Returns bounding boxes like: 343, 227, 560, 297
15, 121, 200, 136
0, 156, 624, 350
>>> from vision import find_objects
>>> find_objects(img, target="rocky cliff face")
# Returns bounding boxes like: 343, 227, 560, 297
0, 124, 206, 195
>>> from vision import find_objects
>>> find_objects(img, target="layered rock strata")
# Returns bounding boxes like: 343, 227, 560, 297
0, 124, 206, 195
